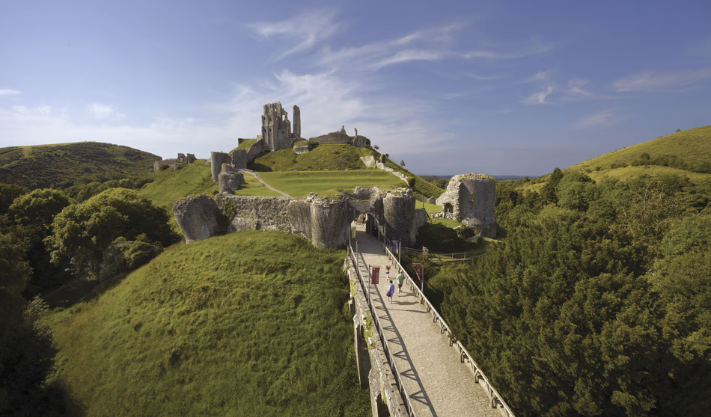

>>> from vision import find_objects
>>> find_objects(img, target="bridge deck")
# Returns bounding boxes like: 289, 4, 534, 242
352, 225, 499, 417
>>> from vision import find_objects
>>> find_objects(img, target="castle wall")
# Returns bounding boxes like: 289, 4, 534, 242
210, 152, 231, 181
292, 105, 301, 139
231, 149, 248, 170
309, 131, 353, 144
246, 138, 266, 162
172, 195, 223, 244
383, 190, 417, 246
262, 102, 294, 152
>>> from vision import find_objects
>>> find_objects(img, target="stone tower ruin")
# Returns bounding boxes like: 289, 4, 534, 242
261, 102, 302, 152
436, 174, 497, 238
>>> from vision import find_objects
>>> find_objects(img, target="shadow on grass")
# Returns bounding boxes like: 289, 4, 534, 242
43, 272, 130, 310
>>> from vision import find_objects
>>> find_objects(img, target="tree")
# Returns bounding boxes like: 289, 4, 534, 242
0, 183, 29, 215
400, 160, 406, 167
46, 188, 179, 276
541, 167, 564, 204
374, 145, 379, 150
9, 189, 71, 234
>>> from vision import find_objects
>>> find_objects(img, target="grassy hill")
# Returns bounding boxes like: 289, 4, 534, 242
566, 125, 711, 174
0, 142, 158, 189
45, 231, 370, 417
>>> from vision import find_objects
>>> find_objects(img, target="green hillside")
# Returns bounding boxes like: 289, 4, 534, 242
46, 231, 369, 417
0, 142, 158, 189
567, 125, 711, 174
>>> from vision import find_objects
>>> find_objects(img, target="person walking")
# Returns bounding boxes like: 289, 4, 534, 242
386, 280, 395, 304
396, 271, 405, 296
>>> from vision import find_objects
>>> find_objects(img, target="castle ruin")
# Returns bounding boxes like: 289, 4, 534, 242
261, 102, 301, 152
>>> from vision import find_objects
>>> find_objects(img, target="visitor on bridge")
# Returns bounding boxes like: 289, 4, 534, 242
396, 272, 405, 296
386, 280, 395, 304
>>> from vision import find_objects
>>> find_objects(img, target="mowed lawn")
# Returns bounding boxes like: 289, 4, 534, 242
258, 170, 404, 198
234, 173, 282, 197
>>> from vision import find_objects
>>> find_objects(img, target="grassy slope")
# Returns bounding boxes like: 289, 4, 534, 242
383, 159, 444, 199
586, 165, 711, 183
251, 144, 374, 172
230, 139, 258, 155
46, 231, 369, 417
139, 161, 219, 209
566, 125, 711, 172
0, 142, 158, 189
259, 171, 403, 198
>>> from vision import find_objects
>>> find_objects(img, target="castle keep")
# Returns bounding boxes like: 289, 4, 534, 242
261, 102, 301, 152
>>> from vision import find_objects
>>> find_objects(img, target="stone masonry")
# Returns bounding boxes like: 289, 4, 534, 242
261, 102, 302, 152
436, 174, 497, 238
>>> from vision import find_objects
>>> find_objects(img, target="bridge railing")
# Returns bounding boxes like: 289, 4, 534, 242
347, 243, 417, 417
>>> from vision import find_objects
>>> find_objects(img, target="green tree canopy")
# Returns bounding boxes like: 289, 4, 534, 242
9, 188, 71, 233
46, 188, 179, 275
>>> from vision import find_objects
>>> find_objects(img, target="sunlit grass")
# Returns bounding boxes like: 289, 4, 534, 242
47, 231, 370, 417
259, 171, 403, 198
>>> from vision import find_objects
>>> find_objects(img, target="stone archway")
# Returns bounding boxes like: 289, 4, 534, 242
443, 202, 454, 213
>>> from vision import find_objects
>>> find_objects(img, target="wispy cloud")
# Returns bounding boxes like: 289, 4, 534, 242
316, 23, 552, 71
612, 68, 711, 92
87, 103, 125, 121
463, 38, 553, 60
575, 109, 628, 128
566, 79, 594, 97
523, 86, 553, 104
248, 9, 341, 61
0, 89, 21, 96
524, 70, 553, 83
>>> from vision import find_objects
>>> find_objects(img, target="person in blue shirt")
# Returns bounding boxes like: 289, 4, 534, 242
386, 280, 395, 304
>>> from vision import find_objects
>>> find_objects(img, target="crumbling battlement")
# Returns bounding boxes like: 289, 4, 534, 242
151, 153, 196, 172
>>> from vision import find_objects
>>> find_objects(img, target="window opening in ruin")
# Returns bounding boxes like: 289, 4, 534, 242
444, 203, 454, 213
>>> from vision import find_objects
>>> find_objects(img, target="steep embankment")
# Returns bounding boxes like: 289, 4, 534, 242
0, 142, 158, 189
47, 231, 370, 417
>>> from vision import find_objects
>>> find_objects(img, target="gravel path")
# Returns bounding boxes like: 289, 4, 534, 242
352, 225, 500, 417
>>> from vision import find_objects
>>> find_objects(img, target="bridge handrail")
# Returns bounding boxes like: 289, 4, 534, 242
382, 243, 517, 417
347, 244, 417, 417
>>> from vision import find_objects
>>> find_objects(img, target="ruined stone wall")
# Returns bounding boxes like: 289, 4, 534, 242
173, 195, 223, 244
310, 198, 350, 249
309, 131, 353, 144
216, 195, 299, 235
294, 145, 309, 154
210, 152, 231, 181
246, 138, 266, 162
352, 136, 369, 148
231, 149, 248, 170
436, 175, 497, 237
383, 190, 417, 246
292, 105, 301, 139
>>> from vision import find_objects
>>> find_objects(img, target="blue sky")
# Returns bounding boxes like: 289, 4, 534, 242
1, 0, 710, 176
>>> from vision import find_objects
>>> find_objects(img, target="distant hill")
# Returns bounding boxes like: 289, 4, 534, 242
46, 231, 370, 416
0, 142, 158, 189
565, 125, 711, 178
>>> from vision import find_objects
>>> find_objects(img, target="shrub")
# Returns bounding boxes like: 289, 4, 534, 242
159, 164, 169, 171
99, 237, 161, 281
640, 152, 651, 160
407, 177, 415, 188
